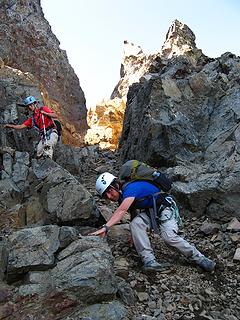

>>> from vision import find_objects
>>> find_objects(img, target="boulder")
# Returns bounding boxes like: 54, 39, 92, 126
18, 237, 118, 306
68, 300, 127, 320
227, 218, 240, 232
7, 225, 60, 281
200, 221, 221, 235
52, 247, 116, 303
32, 158, 97, 225
233, 248, 240, 262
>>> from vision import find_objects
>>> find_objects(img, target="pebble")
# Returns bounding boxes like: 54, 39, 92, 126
136, 292, 149, 302
233, 248, 240, 261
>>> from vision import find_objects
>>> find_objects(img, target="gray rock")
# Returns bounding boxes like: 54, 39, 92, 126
16, 237, 119, 306
12, 151, 29, 191
2, 153, 13, 179
117, 279, 136, 305
51, 248, 116, 303
233, 248, 240, 262
200, 221, 221, 235
98, 205, 114, 222
59, 226, 78, 249
57, 236, 111, 261
108, 224, 131, 244
32, 159, 97, 224
7, 225, 60, 281
114, 257, 130, 279
18, 271, 52, 296
0, 238, 8, 280
69, 300, 127, 320
24, 196, 49, 227
136, 292, 149, 302
227, 218, 240, 232
0, 179, 23, 209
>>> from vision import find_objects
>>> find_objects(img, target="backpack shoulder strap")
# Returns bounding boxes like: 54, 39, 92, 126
32, 108, 40, 129
32, 107, 45, 132
131, 160, 139, 179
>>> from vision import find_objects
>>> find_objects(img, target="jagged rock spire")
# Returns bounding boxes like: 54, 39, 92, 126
85, 20, 207, 149
160, 19, 203, 62
123, 40, 143, 57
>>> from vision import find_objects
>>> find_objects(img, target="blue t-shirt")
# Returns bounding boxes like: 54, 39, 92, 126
122, 181, 160, 209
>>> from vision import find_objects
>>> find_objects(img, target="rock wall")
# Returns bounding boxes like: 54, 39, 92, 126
119, 20, 240, 220
84, 20, 240, 221
85, 21, 205, 149
0, 0, 88, 145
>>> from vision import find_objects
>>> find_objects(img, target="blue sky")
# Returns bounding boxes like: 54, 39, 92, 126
41, 0, 240, 108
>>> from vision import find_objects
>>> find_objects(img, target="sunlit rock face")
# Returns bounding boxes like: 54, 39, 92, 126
85, 41, 154, 148
0, 0, 88, 145
86, 20, 207, 149
85, 98, 126, 149
160, 19, 205, 64
111, 41, 149, 99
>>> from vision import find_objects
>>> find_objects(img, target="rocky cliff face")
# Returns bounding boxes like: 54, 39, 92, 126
119, 20, 240, 221
86, 19, 240, 221
0, 147, 127, 319
85, 20, 205, 149
0, 0, 88, 145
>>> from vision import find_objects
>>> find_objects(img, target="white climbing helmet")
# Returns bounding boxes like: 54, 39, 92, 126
96, 172, 117, 196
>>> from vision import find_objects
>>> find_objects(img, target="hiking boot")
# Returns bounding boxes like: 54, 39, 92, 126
197, 257, 216, 272
142, 260, 170, 272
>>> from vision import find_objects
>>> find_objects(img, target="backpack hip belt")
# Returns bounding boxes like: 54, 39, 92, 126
40, 127, 58, 140
49, 128, 58, 135
158, 199, 182, 226
140, 195, 182, 233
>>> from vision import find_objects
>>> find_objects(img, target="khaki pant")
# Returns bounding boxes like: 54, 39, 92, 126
36, 131, 58, 159
130, 207, 204, 265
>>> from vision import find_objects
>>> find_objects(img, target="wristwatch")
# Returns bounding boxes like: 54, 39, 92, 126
102, 224, 110, 234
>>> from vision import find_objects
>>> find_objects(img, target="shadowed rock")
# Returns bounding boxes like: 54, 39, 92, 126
0, 0, 88, 145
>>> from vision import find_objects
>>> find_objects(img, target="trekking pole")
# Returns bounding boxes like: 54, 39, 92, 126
41, 113, 48, 145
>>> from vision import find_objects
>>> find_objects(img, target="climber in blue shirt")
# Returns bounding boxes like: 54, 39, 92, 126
90, 172, 216, 273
